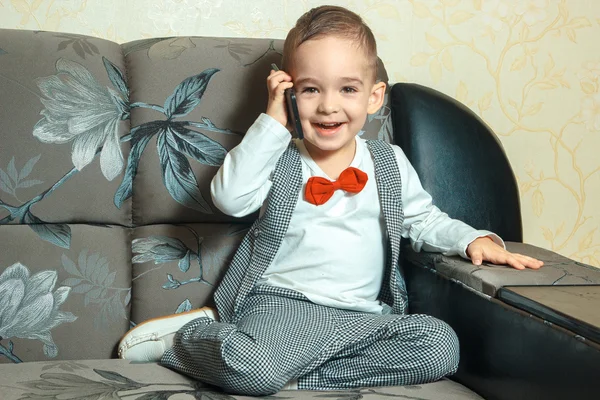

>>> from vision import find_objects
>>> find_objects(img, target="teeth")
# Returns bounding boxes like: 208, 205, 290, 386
318, 123, 341, 127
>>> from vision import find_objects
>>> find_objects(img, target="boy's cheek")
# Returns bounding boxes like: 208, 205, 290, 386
297, 104, 312, 125
296, 97, 309, 114
300, 120, 313, 135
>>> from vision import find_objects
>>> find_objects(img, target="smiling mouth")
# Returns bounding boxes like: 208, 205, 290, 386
313, 122, 344, 129
312, 122, 345, 136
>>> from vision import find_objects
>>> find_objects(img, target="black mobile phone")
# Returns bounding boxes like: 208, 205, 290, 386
271, 64, 304, 139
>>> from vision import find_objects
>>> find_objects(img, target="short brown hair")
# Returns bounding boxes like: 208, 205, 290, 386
282, 5, 378, 81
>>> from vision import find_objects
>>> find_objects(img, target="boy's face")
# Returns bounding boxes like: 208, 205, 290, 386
289, 36, 386, 158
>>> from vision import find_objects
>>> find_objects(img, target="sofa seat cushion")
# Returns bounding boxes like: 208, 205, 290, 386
0, 359, 484, 400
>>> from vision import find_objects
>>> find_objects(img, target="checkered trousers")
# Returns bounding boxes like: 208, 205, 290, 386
214, 139, 409, 324
161, 285, 459, 396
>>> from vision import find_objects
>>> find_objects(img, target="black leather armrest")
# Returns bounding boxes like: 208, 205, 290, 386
403, 242, 600, 298
402, 245, 600, 400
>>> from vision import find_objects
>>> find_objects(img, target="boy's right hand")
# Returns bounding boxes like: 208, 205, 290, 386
266, 68, 294, 129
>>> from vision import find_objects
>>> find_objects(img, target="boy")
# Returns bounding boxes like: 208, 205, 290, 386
119, 5, 543, 396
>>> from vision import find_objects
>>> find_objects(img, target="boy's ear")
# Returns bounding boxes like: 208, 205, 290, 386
367, 81, 387, 114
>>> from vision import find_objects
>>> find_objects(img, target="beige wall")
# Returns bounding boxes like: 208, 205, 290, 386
1, 0, 599, 267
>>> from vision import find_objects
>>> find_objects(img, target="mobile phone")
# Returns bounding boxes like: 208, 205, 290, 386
271, 64, 304, 139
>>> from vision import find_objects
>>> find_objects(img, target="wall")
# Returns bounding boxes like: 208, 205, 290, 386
1, 0, 599, 267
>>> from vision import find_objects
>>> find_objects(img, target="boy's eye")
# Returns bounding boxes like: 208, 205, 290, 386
342, 87, 358, 93
301, 87, 318, 94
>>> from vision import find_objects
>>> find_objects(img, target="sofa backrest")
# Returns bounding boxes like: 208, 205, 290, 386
0, 29, 391, 363
390, 83, 523, 242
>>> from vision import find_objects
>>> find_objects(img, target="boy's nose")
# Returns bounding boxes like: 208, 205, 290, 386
317, 94, 340, 114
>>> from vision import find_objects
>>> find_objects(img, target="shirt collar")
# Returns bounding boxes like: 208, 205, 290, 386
295, 136, 365, 179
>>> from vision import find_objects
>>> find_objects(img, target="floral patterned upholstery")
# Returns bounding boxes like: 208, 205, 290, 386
2, 28, 483, 400
1, 360, 483, 400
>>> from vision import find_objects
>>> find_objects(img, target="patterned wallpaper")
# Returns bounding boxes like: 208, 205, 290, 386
1, 0, 599, 267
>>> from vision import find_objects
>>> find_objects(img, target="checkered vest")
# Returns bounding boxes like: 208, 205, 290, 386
214, 140, 407, 322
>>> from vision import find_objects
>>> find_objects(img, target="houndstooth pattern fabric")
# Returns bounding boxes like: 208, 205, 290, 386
214, 141, 303, 323
161, 284, 459, 395
215, 140, 407, 323
366, 140, 407, 314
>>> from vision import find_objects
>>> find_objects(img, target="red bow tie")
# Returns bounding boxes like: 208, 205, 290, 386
305, 167, 368, 206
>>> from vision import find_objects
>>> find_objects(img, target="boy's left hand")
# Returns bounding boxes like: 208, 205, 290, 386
467, 236, 544, 270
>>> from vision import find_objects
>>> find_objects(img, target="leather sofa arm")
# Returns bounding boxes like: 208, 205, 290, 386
402, 242, 600, 298
402, 243, 600, 400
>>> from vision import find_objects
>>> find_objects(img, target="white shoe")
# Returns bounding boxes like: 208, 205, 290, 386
281, 379, 298, 390
118, 307, 217, 362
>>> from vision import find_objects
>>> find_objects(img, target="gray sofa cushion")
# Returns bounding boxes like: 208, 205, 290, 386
0, 29, 131, 226
130, 223, 247, 323
0, 359, 484, 400
0, 225, 131, 363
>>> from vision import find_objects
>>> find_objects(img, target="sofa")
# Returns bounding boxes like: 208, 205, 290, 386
1, 29, 599, 400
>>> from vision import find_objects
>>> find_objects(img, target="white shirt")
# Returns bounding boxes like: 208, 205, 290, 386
211, 113, 503, 313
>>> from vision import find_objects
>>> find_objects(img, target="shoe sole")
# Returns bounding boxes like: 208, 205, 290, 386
117, 306, 217, 359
